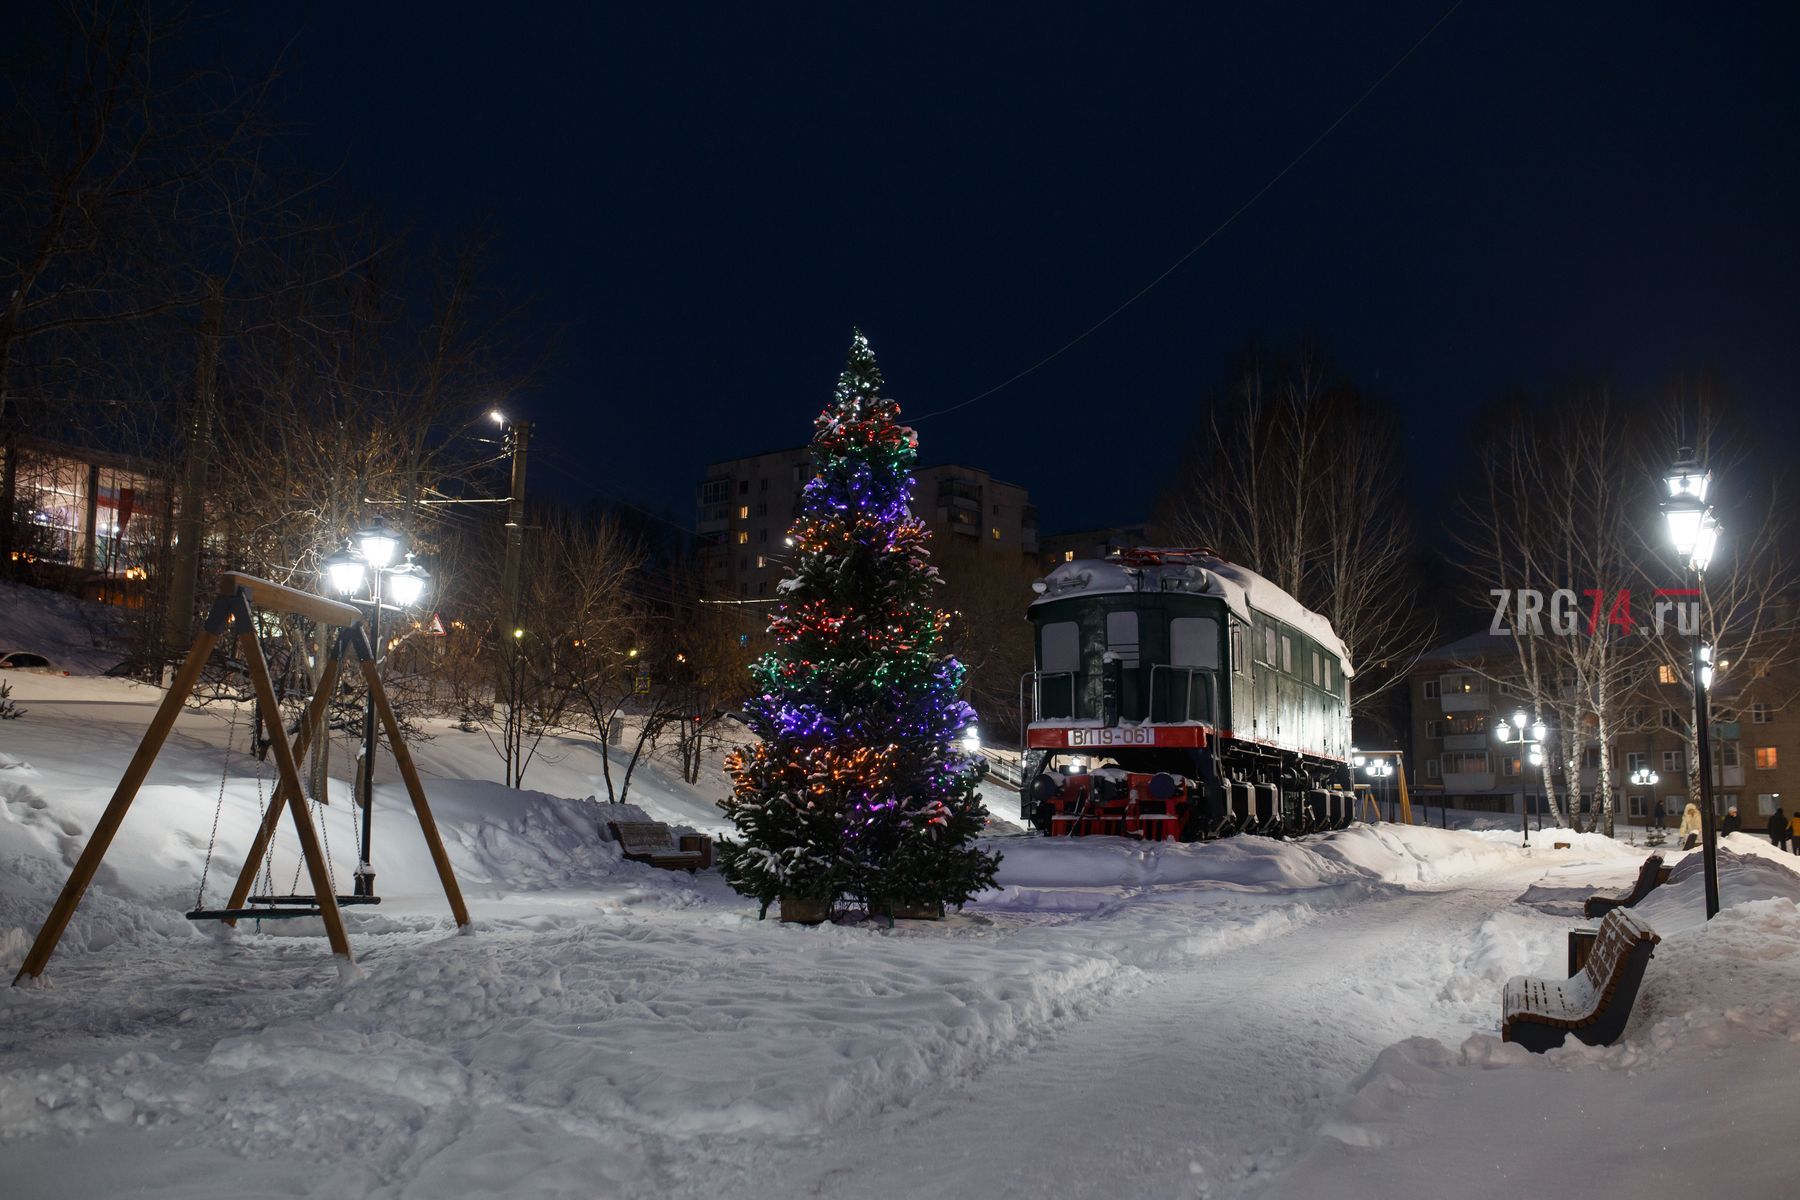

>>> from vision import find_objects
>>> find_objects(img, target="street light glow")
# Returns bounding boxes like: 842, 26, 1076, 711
324, 544, 367, 596
488, 409, 507, 425
386, 558, 429, 607
354, 515, 402, 570
1690, 511, 1721, 573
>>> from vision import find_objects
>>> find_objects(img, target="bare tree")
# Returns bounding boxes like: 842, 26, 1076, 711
1159, 340, 1431, 708
932, 538, 1036, 746
1450, 390, 1658, 833
475, 509, 638, 789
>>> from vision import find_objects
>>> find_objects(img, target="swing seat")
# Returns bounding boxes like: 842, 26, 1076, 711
186, 895, 382, 922
247, 893, 382, 906
187, 906, 326, 921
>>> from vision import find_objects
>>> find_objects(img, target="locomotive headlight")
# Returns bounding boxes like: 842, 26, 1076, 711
961, 725, 981, 754
1068, 756, 1088, 774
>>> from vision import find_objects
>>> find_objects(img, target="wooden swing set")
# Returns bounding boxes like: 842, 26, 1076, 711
11, 572, 469, 986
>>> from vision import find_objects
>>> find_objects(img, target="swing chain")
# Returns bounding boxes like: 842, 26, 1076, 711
194, 682, 246, 911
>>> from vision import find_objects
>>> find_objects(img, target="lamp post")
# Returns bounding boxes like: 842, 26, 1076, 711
1496, 710, 1547, 847
324, 516, 430, 897
1662, 448, 1721, 919
1361, 757, 1394, 821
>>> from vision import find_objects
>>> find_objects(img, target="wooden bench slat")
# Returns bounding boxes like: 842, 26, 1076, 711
1501, 909, 1659, 1051
607, 820, 711, 872
1583, 855, 1666, 918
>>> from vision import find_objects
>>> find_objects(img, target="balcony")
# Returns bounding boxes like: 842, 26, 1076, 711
1440, 690, 1490, 713
1442, 732, 1490, 752
1443, 772, 1497, 792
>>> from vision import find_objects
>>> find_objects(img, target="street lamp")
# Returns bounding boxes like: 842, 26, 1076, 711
1361, 757, 1394, 821
1630, 767, 1661, 788
1496, 710, 1549, 845
1661, 447, 1721, 920
324, 526, 431, 896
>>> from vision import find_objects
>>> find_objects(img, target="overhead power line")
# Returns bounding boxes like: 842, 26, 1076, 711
911, 0, 1465, 423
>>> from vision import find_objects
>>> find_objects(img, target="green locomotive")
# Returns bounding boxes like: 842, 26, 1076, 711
1021, 548, 1355, 839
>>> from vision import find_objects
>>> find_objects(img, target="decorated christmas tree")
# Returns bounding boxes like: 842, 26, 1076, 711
717, 330, 1001, 920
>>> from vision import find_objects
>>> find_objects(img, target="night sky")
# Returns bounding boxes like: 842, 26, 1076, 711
230, 2, 1799, 535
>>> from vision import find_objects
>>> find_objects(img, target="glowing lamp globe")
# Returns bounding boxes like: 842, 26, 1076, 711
1690, 512, 1721, 573
324, 545, 367, 597
354, 515, 402, 570
1663, 454, 1711, 504
387, 559, 429, 607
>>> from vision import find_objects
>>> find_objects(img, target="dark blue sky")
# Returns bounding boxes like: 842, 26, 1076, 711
234, 2, 1799, 534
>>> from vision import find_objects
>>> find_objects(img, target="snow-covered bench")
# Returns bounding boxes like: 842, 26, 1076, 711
1581, 854, 1670, 919
1501, 909, 1660, 1053
608, 820, 711, 873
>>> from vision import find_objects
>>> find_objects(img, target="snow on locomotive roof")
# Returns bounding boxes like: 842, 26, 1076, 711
1030, 549, 1354, 676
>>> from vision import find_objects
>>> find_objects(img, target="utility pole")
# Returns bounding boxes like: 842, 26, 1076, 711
497, 418, 531, 758
499, 419, 531, 637
165, 278, 223, 651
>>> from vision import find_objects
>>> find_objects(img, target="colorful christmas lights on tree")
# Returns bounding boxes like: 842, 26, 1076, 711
717, 330, 1000, 918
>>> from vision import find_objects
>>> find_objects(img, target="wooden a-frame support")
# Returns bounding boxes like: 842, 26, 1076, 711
12, 572, 470, 986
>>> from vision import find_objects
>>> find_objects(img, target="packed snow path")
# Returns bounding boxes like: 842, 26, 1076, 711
725, 870, 1539, 1200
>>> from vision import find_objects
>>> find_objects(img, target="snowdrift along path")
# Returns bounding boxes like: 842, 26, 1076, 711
6, 646, 1800, 1199
722, 869, 1541, 1200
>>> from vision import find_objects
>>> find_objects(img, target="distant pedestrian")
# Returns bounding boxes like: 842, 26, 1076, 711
1789, 810, 1800, 853
1721, 806, 1741, 837
1653, 799, 1667, 832
1679, 802, 1703, 850
1769, 807, 1789, 849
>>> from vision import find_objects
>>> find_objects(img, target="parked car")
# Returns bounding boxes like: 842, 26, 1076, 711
0, 651, 66, 675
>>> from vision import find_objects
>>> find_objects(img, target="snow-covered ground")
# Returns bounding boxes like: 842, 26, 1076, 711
4, 589, 1800, 1199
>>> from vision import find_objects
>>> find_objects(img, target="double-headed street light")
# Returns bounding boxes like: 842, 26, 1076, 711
1496, 710, 1548, 844
323, 514, 431, 896
1661, 448, 1721, 920
1354, 755, 1394, 821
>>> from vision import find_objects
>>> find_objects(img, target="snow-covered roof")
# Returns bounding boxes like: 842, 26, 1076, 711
1030, 550, 1354, 676
1417, 630, 1518, 665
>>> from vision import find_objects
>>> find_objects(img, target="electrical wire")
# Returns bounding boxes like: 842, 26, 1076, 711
911, 0, 1465, 423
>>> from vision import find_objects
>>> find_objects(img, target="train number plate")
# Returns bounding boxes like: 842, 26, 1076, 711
1027, 725, 1209, 749
1067, 727, 1154, 747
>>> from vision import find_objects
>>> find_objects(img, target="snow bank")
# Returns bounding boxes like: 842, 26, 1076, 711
0, 581, 134, 675
1270, 853, 1800, 1200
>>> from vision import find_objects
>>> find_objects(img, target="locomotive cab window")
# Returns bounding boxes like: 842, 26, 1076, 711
1041, 622, 1080, 674
1169, 617, 1219, 669
1105, 611, 1140, 665
1038, 621, 1081, 720
1165, 616, 1219, 722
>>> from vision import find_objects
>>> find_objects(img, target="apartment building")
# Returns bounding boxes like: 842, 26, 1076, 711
1407, 629, 1800, 830
1036, 523, 1168, 572
695, 448, 1038, 602
2, 436, 167, 602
